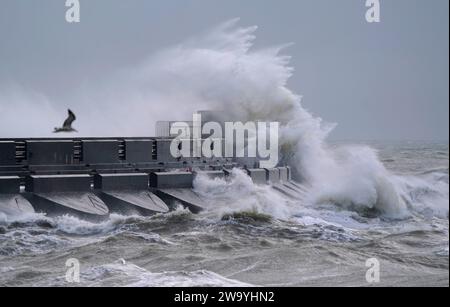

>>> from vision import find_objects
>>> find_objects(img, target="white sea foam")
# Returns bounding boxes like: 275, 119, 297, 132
79, 260, 254, 287
395, 172, 449, 219
194, 169, 294, 219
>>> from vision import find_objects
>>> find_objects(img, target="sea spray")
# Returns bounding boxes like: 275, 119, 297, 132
101, 19, 411, 217
193, 169, 293, 220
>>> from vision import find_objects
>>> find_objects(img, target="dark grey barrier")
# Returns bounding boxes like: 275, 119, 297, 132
149, 172, 205, 213
94, 173, 149, 190
0, 141, 15, 165
155, 188, 205, 213
94, 173, 169, 215
0, 176, 21, 194
25, 174, 91, 193
125, 139, 156, 163
279, 167, 289, 182
265, 168, 280, 184
150, 172, 193, 189
246, 169, 267, 184
27, 140, 74, 165
286, 166, 292, 181
155, 139, 178, 162
24, 174, 109, 220
82, 140, 119, 164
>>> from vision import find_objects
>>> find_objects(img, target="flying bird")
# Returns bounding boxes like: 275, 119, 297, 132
53, 109, 78, 133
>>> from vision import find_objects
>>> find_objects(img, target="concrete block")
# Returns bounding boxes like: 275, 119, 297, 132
94, 173, 149, 190
0, 176, 20, 194
125, 139, 155, 163
265, 168, 280, 183
25, 175, 91, 193
155, 139, 178, 162
82, 140, 118, 164
279, 167, 288, 182
27, 140, 74, 165
149, 172, 193, 189
246, 169, 267, 184
286, 166, 292, 180
0, 141, 16, 166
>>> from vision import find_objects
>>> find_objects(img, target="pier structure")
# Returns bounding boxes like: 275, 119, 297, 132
0, 135, 299, 220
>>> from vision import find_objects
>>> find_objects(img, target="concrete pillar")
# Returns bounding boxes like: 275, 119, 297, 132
246, 169, 267, 184
27, 140, 74, 165
149, 172, 193, 189
82, 140, 119, 164
0, 176, 21, 194
0, 141, 16, 166
155, 139, 179, 162
279, 167, 289, 182
265, 168, 280, 184
286, 166, 292, 181
94, 173, 149, 190
125, 139, 155, 163
25, 175, 92, 193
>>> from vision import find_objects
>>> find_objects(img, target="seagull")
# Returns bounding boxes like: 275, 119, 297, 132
53, 109, 78, 133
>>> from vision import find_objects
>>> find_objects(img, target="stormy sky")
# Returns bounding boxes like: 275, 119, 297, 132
0, 0, 448, 141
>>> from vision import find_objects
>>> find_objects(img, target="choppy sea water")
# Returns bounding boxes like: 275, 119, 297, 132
0, 141, 448, 287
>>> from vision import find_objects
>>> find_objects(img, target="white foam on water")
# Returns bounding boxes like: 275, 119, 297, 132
194, 169, 294, 220
53, 214, 136, 236
0, 212, 150, 256
79, 260, 254, 287
394, 171, 449, 219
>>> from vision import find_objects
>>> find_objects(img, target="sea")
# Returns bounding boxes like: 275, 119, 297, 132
0, 141, 448, 287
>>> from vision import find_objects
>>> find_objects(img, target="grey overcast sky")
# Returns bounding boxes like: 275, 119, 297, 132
0, 0, 448, 140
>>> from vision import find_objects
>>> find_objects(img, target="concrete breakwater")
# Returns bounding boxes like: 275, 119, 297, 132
0, 138, 299, 220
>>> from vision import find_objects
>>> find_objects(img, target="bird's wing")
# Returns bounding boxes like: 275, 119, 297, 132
63, 109, 76, 128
